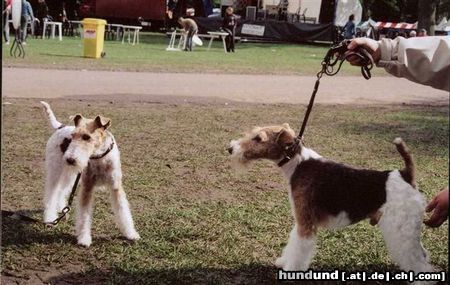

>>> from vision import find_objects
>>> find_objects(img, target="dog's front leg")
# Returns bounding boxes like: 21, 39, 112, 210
109, 177, 140, 241
75, 177, 95, 247
43, 170, 65, 223
276, 224, 316, 271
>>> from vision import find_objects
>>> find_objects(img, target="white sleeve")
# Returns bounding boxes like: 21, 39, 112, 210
377, 36, 450, 92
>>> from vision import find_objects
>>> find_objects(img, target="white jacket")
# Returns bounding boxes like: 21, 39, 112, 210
377, 36, 450, 92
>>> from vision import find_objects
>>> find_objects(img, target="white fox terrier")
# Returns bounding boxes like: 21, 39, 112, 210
228, 123, 435, 283
41, 101, 140, 247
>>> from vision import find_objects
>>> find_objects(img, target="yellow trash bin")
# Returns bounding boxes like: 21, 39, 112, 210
82, 18, 107, 58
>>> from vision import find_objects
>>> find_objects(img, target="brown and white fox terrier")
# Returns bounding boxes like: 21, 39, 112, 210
228, 123, 434, 282
41, 101, 140, 247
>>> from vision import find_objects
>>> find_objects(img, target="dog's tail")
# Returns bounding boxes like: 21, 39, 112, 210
40, 101, 64, 130
393, 137, 416, 188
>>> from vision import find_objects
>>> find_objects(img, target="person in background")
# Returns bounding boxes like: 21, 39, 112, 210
418, 28, 427, 37
409, 30, 417, 37
343, 14, 355, 39
178, 16, 198, 52
222, 7, 237, 53
60, 2, 70, 36
277, 0, 288, 21
35, 0, 49, 38
21, 0, 35, 44
166, 0, 178, 30
346, 36, 449, 227
3, 0, 12, 44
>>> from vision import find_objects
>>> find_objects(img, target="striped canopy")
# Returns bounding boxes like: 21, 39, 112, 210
375, 21, 418, 30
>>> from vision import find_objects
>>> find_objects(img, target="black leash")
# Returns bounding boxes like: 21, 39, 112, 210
297, 39, 373, 141
278, 39, 373, 167
2, 141, 115, 227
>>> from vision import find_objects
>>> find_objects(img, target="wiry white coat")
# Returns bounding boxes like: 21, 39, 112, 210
41, 102, 140, 247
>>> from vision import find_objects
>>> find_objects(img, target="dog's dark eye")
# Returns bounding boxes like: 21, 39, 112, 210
82, 134, 91, 141
252, 135, 262, 142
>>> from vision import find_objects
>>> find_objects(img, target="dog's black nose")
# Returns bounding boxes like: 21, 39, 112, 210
66, 158, 76, 165
227, 147, 233, 154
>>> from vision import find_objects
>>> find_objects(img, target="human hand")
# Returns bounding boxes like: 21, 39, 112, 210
424, 188, 449, 228
346, 38, 381, 65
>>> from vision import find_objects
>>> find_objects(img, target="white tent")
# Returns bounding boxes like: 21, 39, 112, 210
290, 0, 322, 18
436, 17, 450, 32
335, 0, 362, 26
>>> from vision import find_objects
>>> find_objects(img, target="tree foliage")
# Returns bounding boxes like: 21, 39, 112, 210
359, 0, 448, 24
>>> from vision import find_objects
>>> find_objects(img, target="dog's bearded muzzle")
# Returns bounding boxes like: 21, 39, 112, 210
228, 139, 250, 167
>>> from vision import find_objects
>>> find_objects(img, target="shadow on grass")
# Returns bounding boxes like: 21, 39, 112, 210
40, 53, 83, 58
48, 264, 407, 285
2, 211, 132, 248
336, 106, 448, 155
1, 212, 76, 247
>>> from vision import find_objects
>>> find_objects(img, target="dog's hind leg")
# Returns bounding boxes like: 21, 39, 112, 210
109, 179, 140, 241
379, 171, 434, 279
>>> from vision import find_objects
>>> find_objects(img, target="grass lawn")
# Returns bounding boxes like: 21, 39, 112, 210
2, 98, 448, 284
2, 32, 385, 76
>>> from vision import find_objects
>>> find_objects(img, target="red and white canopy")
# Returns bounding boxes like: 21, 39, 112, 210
375, 22, 418, 30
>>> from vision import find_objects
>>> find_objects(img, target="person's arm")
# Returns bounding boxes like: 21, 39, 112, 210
28, 3, 35, 21
378, 37, 450, 91
347, 37, 450, 91
424, 188, 449, 228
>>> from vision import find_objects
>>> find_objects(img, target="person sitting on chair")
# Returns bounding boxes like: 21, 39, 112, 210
36, 0, 49, 38
222, 7, 237, 53
178, 16, 198, 52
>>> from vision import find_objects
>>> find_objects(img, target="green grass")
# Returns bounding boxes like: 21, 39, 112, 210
1, 98, 448, 284
2, 33, 385, 76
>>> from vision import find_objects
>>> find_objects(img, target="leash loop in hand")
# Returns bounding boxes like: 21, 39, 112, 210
297, 39, 374, 140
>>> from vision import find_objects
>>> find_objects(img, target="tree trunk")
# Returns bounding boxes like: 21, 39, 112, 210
418, 0, 437, 35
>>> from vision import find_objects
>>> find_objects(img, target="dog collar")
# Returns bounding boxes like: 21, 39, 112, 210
90, 141, 115, 160
277, 138, 301, 167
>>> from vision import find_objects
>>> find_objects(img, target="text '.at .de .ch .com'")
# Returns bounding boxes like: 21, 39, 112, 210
277, 269, 447, 282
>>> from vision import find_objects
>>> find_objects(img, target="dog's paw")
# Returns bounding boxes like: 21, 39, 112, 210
125, 231, 141, 241
283, 262, 308, 272
275, 257, 285, 268
77, 235, 92, 247
43, 213, 58, 224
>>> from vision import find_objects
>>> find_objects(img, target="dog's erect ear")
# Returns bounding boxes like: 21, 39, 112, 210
94, 116, 111, 130
255, 130, 268, 142
276, 129, 295, 146
70, 114, 83, 127
282, 123, 291, 130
